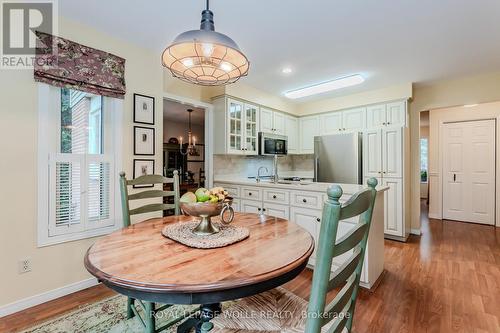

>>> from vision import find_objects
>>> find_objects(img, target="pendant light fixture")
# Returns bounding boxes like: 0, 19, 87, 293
162, 0, 249, 86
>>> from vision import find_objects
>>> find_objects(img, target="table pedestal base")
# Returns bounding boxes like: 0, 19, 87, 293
177, 303, 221, 333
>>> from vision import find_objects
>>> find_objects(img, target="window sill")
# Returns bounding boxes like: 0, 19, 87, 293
37, 224, 121, 248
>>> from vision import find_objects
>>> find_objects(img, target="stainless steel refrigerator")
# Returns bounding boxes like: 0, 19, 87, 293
314, 132, 362, 184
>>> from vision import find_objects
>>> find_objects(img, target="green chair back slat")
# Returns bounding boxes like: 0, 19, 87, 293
331, 222, 368, 257
328, 248, 362, 290
129, 203, 176, 216
128, 190, 176, 201
119, 170, 180, 227
322, 274, 357, 326
126, 174, 174, 186
338, 190, 372, 221
305, 178, 378, 333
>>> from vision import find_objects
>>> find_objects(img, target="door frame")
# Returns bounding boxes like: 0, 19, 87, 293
439, 118, 497, 225
163, 92, 214, 189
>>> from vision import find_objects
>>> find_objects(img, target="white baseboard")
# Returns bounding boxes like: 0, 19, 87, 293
410, 228, 421, 236
428, 213, 441, 219
0, 277, 99, 318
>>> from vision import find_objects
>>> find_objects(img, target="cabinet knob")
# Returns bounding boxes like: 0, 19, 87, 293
273, 195, 277, 199
263, 208, 266, 212
316, 218, 321, 222
343, 128, 346, 131
383, 122, 387, 125
257, 208, 261, 211
383, 171, 386, 174
387, 122, 391, 125
248, 192, 252, 196
302, 198, 307, 203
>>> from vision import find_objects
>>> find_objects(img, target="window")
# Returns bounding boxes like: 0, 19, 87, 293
420, 138, 428, 182
38, 85, 122, 246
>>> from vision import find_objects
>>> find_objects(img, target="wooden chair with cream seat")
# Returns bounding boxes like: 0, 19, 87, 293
209, 178, 378, 333
119, 170, 198, 333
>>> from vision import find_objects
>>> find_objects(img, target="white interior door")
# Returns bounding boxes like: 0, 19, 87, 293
442, 120, 495, 225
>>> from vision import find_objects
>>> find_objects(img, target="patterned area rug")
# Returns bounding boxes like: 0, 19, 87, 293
20, 295, 197, 333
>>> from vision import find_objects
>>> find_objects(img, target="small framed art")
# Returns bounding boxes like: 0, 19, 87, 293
133, 159, 155, 188
134, 126, 155, 155
134, 93, 155, 125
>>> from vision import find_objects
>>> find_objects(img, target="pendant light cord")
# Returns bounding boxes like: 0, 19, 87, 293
206, 0, 209, 10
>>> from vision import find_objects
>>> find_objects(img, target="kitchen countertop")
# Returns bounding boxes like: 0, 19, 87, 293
214, 175, 389, 195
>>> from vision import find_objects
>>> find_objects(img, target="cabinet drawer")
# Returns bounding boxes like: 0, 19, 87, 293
240, 199, 262, 214
214, 183, 240, 198
241, 186, 262, 201
290, 191, 324, 209
263, 189, 289, 204
263, 202, 289, 219
231, 199, 241, 212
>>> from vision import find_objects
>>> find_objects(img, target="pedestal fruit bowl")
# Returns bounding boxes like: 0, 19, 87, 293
180, 187, 234, 236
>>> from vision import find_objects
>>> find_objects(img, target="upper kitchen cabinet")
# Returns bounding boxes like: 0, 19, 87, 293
320, 107, 366, 135
213, 96, 260, 155
320, 112, 342, 134
285, 115, 299, 154
366, 101, 406, 128
300, 116, 320, 154
260, 108, 285, 135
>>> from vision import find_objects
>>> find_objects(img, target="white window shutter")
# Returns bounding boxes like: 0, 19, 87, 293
86, 155, 114, 229
49, 154, 85, 236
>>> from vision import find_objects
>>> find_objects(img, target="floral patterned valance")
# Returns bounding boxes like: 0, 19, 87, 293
34, 31, 126, 99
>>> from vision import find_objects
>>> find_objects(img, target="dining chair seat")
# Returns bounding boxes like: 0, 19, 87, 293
211, 287, 346, 333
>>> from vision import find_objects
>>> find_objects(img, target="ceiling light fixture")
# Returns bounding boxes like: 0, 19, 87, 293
463, 104, 478, 108
284, 74, 365, 99
282, 67, 292, 74
162, 0, 249, 86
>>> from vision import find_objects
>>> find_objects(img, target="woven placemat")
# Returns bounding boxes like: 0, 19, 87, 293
162, 220, 250, 249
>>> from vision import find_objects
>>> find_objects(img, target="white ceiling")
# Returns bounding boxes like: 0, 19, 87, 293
60, 0, 500, 101
164, 99, 205, 125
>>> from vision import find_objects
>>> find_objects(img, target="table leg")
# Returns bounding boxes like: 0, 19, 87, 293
176, 303, 221, 333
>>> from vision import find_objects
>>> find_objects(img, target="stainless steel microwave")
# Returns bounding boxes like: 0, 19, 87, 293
259, 132, 288, 155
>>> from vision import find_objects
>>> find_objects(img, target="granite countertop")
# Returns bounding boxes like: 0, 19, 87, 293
214, 175, 389, 195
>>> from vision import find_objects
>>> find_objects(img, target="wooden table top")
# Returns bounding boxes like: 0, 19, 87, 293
85, 213, 314, 294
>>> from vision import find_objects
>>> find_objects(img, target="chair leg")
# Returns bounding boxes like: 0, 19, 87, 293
127, 297, 135, 319
144, 301, 156, 333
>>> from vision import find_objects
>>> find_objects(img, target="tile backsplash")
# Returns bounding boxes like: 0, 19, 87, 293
213, 154, 314, 178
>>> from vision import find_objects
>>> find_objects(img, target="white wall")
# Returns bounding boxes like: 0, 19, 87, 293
427, 102, 500, 225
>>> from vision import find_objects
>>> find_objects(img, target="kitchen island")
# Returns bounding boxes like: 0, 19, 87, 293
214, 176, 388, 290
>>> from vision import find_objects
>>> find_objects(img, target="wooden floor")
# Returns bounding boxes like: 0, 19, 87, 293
2, 201, 500, 332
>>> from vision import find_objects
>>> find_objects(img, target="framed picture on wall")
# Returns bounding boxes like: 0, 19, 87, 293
187, 143, 205, 162
134, 126, 155, 155
133, 159, 155, 188
134, 93, 155, 125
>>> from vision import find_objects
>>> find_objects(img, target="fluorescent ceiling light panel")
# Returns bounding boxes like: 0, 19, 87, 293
284, 74, 365, 99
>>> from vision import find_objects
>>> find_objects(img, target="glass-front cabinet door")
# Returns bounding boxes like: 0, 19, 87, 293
227, 98, 244, 154
244, 103, 259, 155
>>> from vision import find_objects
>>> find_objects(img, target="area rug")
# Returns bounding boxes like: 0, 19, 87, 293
20, 295, 197, 333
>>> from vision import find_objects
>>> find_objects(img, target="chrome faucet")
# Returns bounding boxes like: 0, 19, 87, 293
256, 166, 269, 183
273, 154, 279, 183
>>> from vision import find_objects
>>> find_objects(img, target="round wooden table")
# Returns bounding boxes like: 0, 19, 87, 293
84, 212, 314, 331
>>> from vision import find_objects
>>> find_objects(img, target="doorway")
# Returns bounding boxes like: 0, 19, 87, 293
441, 119, 496, 225
163, 99, 207, 195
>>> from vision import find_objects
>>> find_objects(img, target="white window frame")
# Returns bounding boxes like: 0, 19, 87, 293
37, 84, 123, 247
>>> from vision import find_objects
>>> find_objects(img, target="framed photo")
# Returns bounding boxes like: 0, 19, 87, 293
133, 159, 155, 188
134, 93, 155, 125
187, 143, 205, 162
134, 126, 155, 155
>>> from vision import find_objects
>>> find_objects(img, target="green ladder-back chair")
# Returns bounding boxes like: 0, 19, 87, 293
210, 178, 378, 333
120, 170, 198, 333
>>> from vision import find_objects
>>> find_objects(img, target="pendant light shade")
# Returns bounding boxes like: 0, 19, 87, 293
162, 1, 249, 86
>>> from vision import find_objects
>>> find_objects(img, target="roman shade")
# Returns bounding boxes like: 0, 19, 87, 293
34, 31, 126, 99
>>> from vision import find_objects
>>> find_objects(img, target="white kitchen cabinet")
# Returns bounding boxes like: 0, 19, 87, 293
260, 108, 286, 135
260, 108, 274, 133
213, 97, 260, 155
382, 177, 403, 237
285, 115, 299, 154
343, 107, 366, 131
366, 102, 406, 128
299, 116, 320, 154
363, 129, 382, 178
382, 127, 402, 178
290, 207, 321, 260
320, 112, 343, 135
263, 202, 289, 219
240, 199, 262, 214
231, 199, 241, 212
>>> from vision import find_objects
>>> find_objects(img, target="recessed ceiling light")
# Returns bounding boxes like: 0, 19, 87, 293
284, 74, 365, 99
463, 104, 478, 108
282, 67, 292, 74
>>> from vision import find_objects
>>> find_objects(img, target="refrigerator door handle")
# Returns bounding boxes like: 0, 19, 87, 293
314, 157, 319, 182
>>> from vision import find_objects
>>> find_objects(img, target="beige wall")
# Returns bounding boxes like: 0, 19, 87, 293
427, 102, 500, 224
409, 72, 500, 231
0, 16, 201, 308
